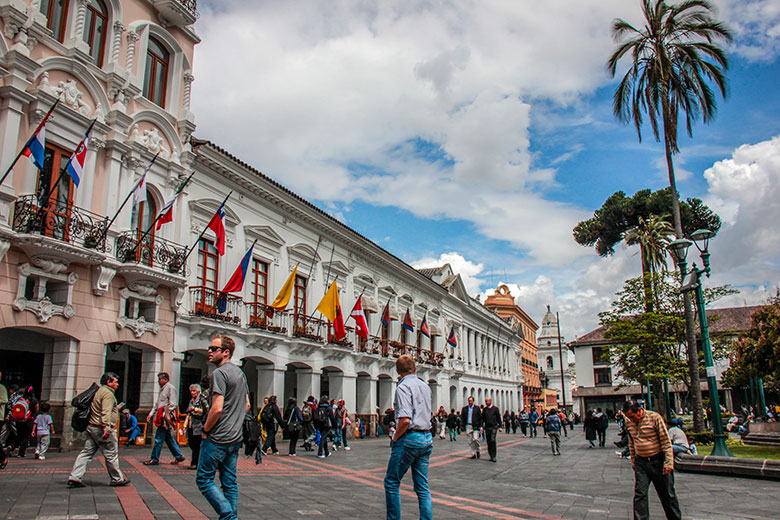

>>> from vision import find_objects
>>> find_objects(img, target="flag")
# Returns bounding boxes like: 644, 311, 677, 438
350, 295, 369, 340
65, 134, 88, 187
267, 264, 298, 317
402, 309, 414, 332
155, 194, 176, 230
420, 314, 430, 338
206, 200, 227, 255
447, 327, 457, 348
132, 153, 159, 208
381, 301, 390, 327
22, 124, 46, 170
222, 242, 255, 293
317, 281, 345, 340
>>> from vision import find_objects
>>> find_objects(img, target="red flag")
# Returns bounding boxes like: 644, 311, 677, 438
350, 295, 369, 340
155, 194, 176, 230
447, 327, 457, 347
206, 200, 227, 255
420, 314, 430, 338
402, 309, 414, 332
222, 242, 255, 293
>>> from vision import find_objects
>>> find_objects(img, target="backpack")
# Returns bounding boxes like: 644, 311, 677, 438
302, 404, 313, 422
70, 382, 99, 433
243, 415, 261, 443
313, 406, 329, 429
11, 398, 30, 420
600, 414, 609, 430
260, 405, 274, 425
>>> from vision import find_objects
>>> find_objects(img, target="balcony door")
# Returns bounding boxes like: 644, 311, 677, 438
130, 194, 156, 265
35, 144, 74, 239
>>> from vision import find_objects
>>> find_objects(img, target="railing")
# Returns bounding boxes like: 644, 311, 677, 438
247, 301, 288, 335
115, 230, 187, 274
189, 286, 243, 325
177, 0, 197, 14
326, 323, 354, 348
292, 313, 327, 342
12, 195, 109, 252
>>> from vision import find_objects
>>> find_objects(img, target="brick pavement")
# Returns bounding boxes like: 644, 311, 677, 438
1, 428, 778, 519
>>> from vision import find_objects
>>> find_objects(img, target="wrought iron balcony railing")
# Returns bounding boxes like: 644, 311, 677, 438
247, 301, 288, 334
190, 286, 243, 325
12, 195, 109, 252
115, 230, 187, 274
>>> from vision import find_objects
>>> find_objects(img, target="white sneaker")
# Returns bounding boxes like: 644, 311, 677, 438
39, 456, 45, 460
318, 455, 326, 458
289, 453, 296, 457
344, 446, 351, 451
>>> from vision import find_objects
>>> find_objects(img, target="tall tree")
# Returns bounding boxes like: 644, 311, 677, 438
624, 215, 675, 311
723, 296, 780, 389
608, 0, 731, 432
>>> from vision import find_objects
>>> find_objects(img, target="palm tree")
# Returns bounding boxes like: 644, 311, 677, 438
624, 215, 675, 310
608, 0, 731, 431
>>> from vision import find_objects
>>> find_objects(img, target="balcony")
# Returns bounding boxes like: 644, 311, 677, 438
154, 0, 198, 27
115, 230, 187, 275
189, 286, 243, 326
12, 195, 109, 252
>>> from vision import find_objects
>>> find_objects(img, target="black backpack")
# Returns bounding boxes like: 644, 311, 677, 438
260, 405, 275, 425
313, 406, 329, 429
71, 382, 99, 433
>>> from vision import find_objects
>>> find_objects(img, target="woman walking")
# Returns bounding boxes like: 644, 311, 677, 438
185, 384, 209, 469
584, 410, 597, 448
283, 398, 303, 456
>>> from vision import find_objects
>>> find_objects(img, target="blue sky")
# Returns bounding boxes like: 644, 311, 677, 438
192, 0, 780, 338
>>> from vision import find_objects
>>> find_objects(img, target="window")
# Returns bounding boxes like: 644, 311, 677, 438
130, 193, 156, 265
196, 239, 218, 310
293, 275, 306, 316
40, 0, 70, 43
83, 0, 107, 66
546, 356, 554, 370
143, 36, 169, 107
594, 368, 612, 386
250, 259, 268, 320
36, 144, 74, 240
592, 346, 609, 365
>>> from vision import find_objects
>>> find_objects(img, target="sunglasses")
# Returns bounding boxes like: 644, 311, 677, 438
207, 345, 225, 352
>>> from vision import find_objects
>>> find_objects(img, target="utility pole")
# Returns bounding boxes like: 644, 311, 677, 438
556, 311, 566, 410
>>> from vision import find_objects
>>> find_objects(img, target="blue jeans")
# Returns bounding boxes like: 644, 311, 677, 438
334, 423, 343, 447
384, 431, 433, 520
150, 426, 183, 462
196, 438, 241, 520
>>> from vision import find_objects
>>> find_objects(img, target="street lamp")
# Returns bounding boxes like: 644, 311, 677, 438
668, 231, 733, 457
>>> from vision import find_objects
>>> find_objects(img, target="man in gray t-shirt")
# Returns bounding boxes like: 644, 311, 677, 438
196, 335, 249, 520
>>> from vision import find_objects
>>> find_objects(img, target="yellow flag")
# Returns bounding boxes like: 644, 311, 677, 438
317, 281, 345, 339
270, 264, 298, 311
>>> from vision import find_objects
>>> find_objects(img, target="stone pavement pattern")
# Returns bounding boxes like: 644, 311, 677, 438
1, 429, 778, 519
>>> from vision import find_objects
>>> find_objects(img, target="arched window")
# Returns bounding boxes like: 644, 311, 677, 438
39, 0, 70, 43
83, 0, 108, 67
546, 356, 554, 370
143, 36, 169, 107
130, 193, 156, 265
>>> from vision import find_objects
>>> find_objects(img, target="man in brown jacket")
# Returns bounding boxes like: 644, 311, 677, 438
67, 372, 129, 488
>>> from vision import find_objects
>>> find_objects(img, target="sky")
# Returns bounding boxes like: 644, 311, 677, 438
191, 0, 780, 341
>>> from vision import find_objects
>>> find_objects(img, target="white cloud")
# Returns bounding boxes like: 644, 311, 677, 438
411, 252, 484, 295
714, 0, 780, 61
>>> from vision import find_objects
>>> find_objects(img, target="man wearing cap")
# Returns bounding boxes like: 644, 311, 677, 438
384, 354, 433, 520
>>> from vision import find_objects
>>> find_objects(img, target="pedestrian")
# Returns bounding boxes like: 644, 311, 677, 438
12, 386, 38, 458
242, 411, 262, 464
584, 410, 597, 448
482, 397, 501, 462
558, 409, 568, 438
518, 408, 529, 436
185, 383, 209, 469
315, 394, 336, 458
337, 400, 352, 451
595, 407, 608, 447
384, 354, 433, 520
446, 408, 459, 441
301, 396, 316, 451
144, 372, 185, 465
33, 401, 54, 460
1, 384, 20, 452
283, 397, 303, 456
260, 395, 284, 455
510, 410, 517, 434
545, 408, 562, 456
666, 421, 691, 458
67, 372, 129, 488
528, 407, 539, 438
460, 396, 482, 459
197, 334, 250, 520
333, 400, 346, 450
436, 405, 447, 439
623, 400, 681, 520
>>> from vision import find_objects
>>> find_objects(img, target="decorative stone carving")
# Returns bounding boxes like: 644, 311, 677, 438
110, 22, 126, 64
13, 296, 75, 323
93, 102, 105, 121
172, 286, 186, 311
53, 79, 90, 116
31, 255, 69, 275
140, 127, 165, 154
116, 286, 162, 337
14, 262, 78, 323
117, 314, 160, 338
37, 71, 51, 91
128, 280, 158, 297
126, 31, 139, 73
91, 264, 116, 296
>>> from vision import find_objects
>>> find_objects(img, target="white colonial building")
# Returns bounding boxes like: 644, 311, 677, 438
536, 305, 576, 414
0, 0, 527, 447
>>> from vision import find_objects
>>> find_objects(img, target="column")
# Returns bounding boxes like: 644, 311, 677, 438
110, 22, 126, 65
140, 349, 162, 413
126, 31, 139, 74
72, 0, 88, 41
46, 339, 79, 404
296, 369, 321, 401
341, 373, 357, 413
257, 365, 286, 401
328, 371, 345, 402
183, 72, 195, 112
0, 92, 25, 181
429, 382, 439, 410
377, 377, 394, 413
357, 376, 377, 414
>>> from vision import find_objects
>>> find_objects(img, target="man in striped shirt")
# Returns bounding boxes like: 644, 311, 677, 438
623, 400, 681, 520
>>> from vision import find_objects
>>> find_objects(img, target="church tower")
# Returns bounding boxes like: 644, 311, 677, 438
537, 305, 576, 414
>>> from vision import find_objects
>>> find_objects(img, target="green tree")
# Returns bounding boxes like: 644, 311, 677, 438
608, 0, 731, 431
723, 296, 780, 389
600, 272, 735, 417
624, 215, 675, 311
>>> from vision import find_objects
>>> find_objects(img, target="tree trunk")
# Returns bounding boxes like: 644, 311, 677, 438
652, 381, 667, 420
662, 104, 704, 432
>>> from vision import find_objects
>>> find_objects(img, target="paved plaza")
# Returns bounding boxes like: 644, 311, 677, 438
1, 429, 778, 519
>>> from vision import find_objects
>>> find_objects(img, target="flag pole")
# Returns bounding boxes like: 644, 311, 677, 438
134, 170, 196, 250
316, 243, 337, 334
33, 118, 96, 230
181, 190, 232, 265
95, 152, 160, 247
0, 99, 59, 188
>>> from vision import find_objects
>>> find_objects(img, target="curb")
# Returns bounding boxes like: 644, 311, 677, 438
676, 453, 780, 480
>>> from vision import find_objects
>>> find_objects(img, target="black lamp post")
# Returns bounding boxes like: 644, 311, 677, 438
668, 231, 733, 457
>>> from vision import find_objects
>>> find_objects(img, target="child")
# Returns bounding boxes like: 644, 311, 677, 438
388, 421, 396, 446
33, 402, 54, 460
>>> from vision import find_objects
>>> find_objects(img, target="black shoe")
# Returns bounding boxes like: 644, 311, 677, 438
489, 458, 496, 463
187, 464, 197, 470
67, 480, 86, 488
476, 451, 480, 459
110, 479, 130, 487
469, 455, 477, 459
